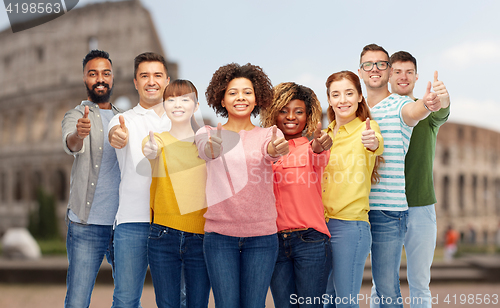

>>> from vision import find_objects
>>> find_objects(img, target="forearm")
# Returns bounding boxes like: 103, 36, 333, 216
66, 131, 84, 152
402, 100, 430, 127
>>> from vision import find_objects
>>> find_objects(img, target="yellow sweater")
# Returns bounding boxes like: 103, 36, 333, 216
144, 132, 207, 234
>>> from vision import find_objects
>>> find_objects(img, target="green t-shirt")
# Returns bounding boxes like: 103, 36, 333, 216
405, 103, 450, 207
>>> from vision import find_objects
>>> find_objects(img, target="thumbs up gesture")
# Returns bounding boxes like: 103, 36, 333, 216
144, 131, 159, 159
110, 115, 129, 149
76, 106, 91, 139
206, 123, 223, 159
361, 118, 379, 151
432, 71, 450, 108
422, 80, 441, 112
267, 125, 289, 157
311, 122, 332, 153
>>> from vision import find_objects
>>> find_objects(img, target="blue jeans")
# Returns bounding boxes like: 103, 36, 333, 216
404, 205, 436, 308
325, 219, 371, 308
65, 221, 114, 308
203, 232, 278, 308
112, 223, 150, 308
369, 210, 408, 308
270, 228, 330, 308
148, 224, 210, 308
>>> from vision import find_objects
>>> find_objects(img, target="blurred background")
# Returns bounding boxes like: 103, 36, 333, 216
0, 0, 499, 307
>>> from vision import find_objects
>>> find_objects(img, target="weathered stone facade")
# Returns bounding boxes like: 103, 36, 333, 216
434, 122, 500, 245
0, 0, 177, 235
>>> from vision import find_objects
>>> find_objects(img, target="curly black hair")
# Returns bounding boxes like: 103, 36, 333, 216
205, 63, 273, 118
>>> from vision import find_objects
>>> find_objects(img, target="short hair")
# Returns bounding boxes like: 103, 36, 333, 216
82, 50, 112, 71
390, 51, 417, 72
163, 79, 198, 102
360, 44, 389, 63
133, 52, 168, 79
325, 70, 383, 184
205, 63, 273, 118
260, 82, 322, 137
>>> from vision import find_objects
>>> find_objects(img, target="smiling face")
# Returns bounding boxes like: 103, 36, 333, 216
134, 61, 170, 108
276, 99, 307, 140
163, 93, 199, 124
83, 57, 113, 104
358, 50, 391, 90
328, 78, 362, 124
390, 61, 418, 97
222, 77, 257, 120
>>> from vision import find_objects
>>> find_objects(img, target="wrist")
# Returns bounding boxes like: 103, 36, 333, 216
75, 132, 85, 140
423, 101, 431, 112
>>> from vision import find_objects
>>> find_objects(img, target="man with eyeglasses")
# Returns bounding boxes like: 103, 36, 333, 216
357, 44, 441, 308
389, 51, 450, 308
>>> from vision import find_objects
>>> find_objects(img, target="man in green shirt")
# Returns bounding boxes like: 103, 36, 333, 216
390, 51, 450, 308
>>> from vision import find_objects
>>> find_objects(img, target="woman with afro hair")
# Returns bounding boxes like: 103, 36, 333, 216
195, 63, 289, 308
260, 82, 333, 308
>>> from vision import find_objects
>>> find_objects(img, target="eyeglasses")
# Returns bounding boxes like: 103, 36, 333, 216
359, 61, 390, 72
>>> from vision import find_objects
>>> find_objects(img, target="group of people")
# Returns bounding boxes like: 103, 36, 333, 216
62, 43, 450, 308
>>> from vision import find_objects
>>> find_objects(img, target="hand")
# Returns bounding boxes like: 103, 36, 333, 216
432, 71, 450, 108
144, 131, 158, 159
206, 123, 223, 159
76, 106, 91, 139
110, 115, 129, 149
361, 118, 379, 151
267, 125, 289, 157
311, 122, 332, 153
422, 81, 441, 112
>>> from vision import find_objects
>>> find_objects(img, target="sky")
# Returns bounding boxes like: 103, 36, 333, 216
1, 0, 500, 131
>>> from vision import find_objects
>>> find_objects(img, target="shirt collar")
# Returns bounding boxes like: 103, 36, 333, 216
80, 100, 121, 113
288, 136, 309, 147
326, 117, 362, 135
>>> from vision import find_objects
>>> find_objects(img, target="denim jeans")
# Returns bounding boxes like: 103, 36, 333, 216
325, 219, 371, 308
369, 210, 408, 308
404, 205, 436, 308
148, 224, 210, 308
203, 232, 278, 308
270, 228, 330, 308
65, 221, 114, 308
112, 222, 150, 308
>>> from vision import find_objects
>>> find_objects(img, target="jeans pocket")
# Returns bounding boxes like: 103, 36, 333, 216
379, 210, 403, 220
298, 229, 328, 243
194, 233, 205, 240
148, 224, 168, 240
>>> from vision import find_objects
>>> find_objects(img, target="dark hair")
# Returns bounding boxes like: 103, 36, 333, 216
133, 52, 168, 79
163, 79, 198, 102
82, 50, 112, 71
325, 70, 383, 183
205, 63, 273, 118
390, 51, 417, 72
260, 82, 322, 137
360, 44, 389, 63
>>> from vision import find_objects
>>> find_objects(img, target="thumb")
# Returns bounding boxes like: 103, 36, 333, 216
365, 117, 371, 130
217, 122, 222, 139
314, 122, 322, 139
149, 131, 157, 145
271, 125, 277, 142
83, 106, 89, 119
119, 115, 126, 130
434, 71, 439, 83
425, 81, 432, 96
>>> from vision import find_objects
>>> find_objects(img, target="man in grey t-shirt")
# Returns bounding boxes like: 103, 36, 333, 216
61, 50, 121, 308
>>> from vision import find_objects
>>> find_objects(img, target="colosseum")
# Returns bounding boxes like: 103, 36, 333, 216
0, 0, 177, 234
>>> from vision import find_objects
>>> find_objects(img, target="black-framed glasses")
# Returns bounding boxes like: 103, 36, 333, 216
359, 61, 390, 72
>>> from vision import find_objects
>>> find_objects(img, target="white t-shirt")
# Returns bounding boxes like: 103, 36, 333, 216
108, 103, 171, 225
